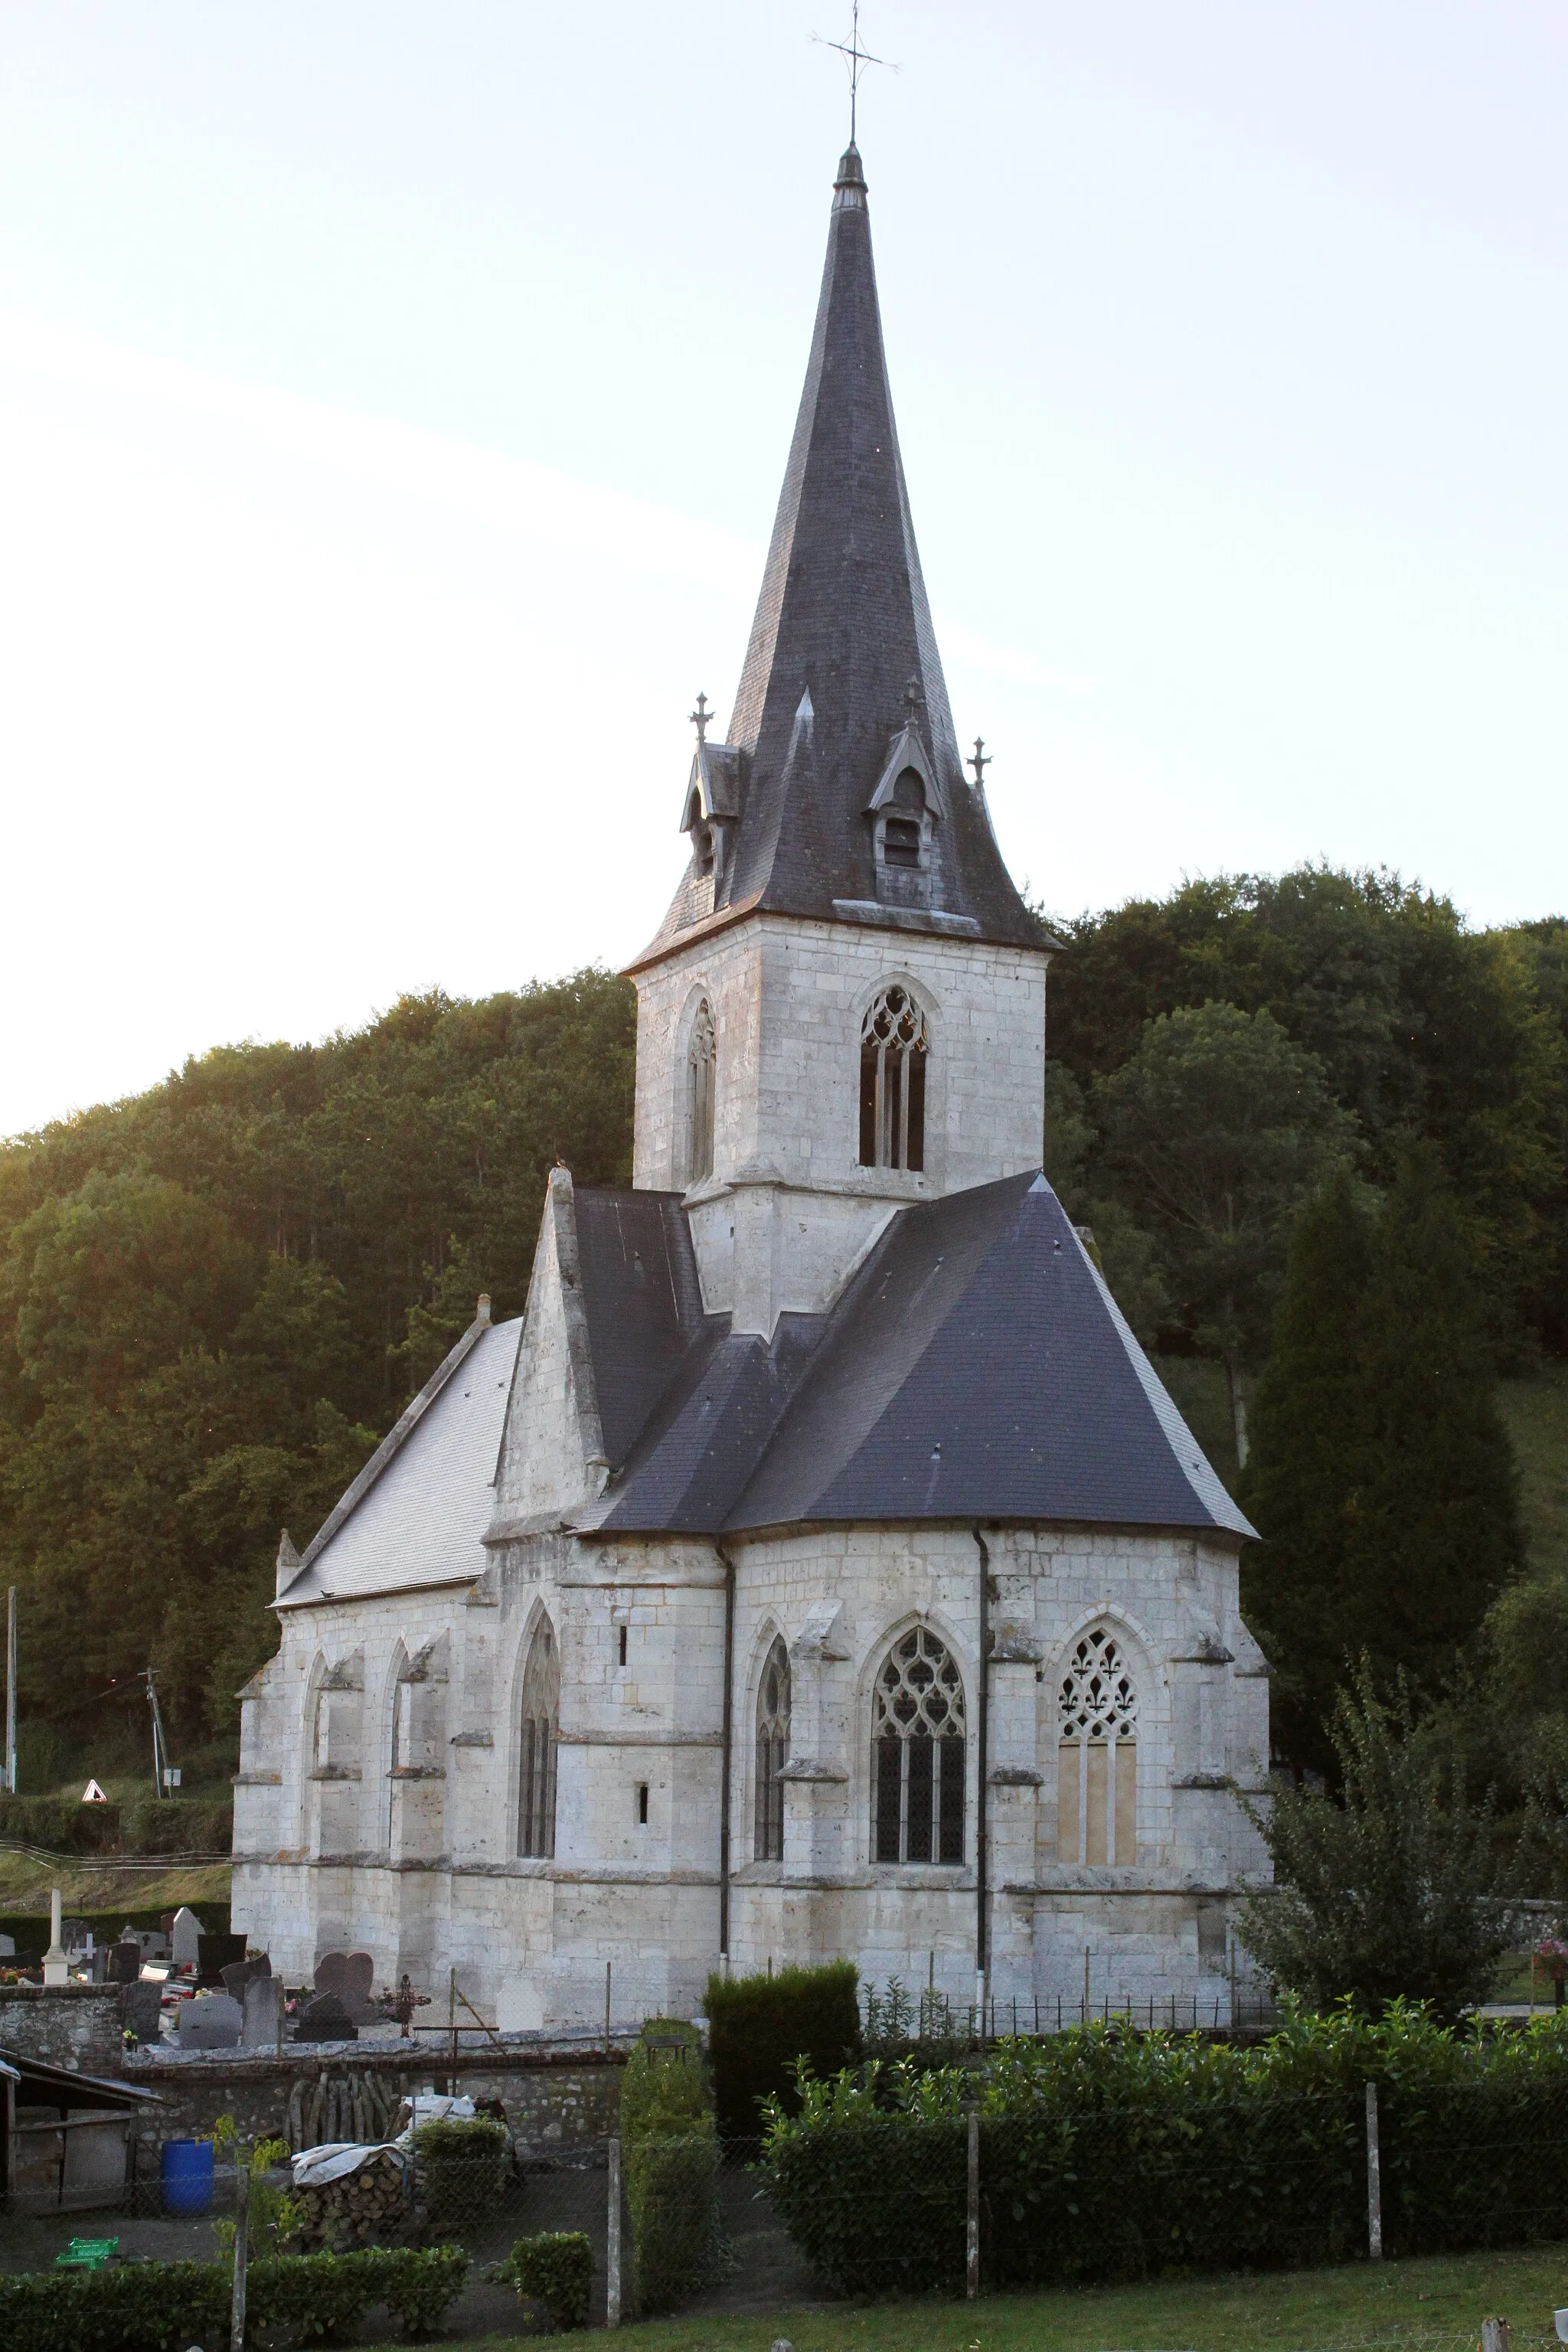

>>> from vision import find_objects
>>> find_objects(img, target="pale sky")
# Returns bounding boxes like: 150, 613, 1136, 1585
2, 2, 1565, 1138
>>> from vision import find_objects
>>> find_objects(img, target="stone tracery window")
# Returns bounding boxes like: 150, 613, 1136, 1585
518, 1614, 560, 1860
754, 1636, 790, 1862
859, 983, 927, 1173
1057, 1627, 1138, 1867
872, 1625, 965, 1864
688, 997, 716, 1184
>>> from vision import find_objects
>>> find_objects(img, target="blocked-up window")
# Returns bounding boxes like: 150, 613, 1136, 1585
688, 998, 716, 1184
872, 1626, 965, 1864
518, 1615, 560, 1859
859, 984, 927, 1173
1057, 1628, 1138, 1867
754, 1637, 791, 1863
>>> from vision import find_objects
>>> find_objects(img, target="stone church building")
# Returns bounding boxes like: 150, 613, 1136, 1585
233, 142, 1269, 2030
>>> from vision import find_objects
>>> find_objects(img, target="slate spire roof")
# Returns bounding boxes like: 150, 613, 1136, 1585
642, 146, 1041, 960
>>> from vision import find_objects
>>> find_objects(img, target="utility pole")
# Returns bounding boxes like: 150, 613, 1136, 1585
143, 1668, 172, 1799
5, 1586, 16, 1796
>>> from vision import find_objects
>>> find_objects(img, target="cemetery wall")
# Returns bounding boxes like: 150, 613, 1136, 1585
0, 1981, 123, 2074
120, 2043, 626, 2152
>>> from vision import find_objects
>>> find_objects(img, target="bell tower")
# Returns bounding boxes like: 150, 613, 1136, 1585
628, 146, 1053, 1338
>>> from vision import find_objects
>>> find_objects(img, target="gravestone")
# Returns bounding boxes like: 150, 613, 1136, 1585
109, 1939, 142, 1985
170, 1907, 204, 1969
178, 1991, 243, 2050
313, 1950, 377, 2024
0, 1935, 14, 1958
197, 1931, 246, 1988
221, 1954, 270, 2001
119, 1981, 163, 2043
296, 1991, 358, 2043
242, 1973, 285, 2050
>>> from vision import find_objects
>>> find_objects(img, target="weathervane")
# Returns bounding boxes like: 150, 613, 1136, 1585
689, 691, 713, 746
812, 2, 895, 145
969, 737, 991, 789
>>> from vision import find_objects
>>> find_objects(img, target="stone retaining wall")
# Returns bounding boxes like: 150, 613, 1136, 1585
120, 2040, 626, 2153
0, 1981, 123, 2075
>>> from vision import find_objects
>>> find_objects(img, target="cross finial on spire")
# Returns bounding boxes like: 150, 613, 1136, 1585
689, 691, 713, 745
812, 2, 893, 145
969, 737, 991, 788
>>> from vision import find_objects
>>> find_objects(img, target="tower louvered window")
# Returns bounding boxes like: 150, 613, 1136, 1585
873, 1626, 965, 1864
1057, 1628, 1137, 1867
518, 1615, 560, 1860
754, 1637, 790, 1862
859, 984, 926, 1173
688, 998, 717, 1184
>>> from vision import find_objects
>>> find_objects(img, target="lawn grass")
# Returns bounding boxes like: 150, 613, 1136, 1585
0, 1844, 230, 1919
368, 2246, 1568, 2350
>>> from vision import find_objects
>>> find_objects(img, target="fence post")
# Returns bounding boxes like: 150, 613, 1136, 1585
229, 2152, 249, 2352
1364, 2081, 1382, 2260
965, 2109, 980, 2301
606, 2134, 622, 2328
1481, 2323, 1511, 2352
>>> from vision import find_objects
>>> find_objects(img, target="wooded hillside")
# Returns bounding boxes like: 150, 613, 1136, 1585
0, 869, 1562, 1782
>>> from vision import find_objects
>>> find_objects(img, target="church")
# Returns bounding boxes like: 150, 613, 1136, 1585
232, 141, 1270, 2032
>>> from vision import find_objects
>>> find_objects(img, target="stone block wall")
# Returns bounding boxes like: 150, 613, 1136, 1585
0, 1982, 123, 2074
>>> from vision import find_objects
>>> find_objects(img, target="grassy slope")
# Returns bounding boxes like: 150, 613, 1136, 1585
378, 2246, 1568, 2351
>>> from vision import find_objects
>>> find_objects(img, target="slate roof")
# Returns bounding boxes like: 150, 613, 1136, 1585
637, 146, 1042, 965
276, 1316, 522, 1608
578, 1173, 1254, 1543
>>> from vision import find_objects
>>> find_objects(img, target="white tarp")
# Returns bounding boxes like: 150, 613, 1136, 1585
289, 2093, 476, 2188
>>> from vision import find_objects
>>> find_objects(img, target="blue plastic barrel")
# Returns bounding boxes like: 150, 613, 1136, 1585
160, 2138, 214, 2215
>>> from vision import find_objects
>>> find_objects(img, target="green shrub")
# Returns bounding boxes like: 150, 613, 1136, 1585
0, 2246, 469, 2350
621, 2020, 720, 2316
763, 2004, 1568, 2298
121, 1793, 234, 1856
0, 2258, 227, 2351
410, 2113, 508, 2231
488, 2230, 595, 2329
0, 1794, 122, 1855
704, 1960, 861, 2138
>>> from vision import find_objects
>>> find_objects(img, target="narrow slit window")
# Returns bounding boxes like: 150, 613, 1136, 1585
754, 1637, 791, 1862
637, 1782, 649, 1825
871, 1626, 965, 1865
1057, 1628, 1138, 1867
688, 997, 716, 1184
859, 984, 927, 1172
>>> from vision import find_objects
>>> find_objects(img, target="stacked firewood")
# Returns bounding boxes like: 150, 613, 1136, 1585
292, 2148, 411, 2251
285, 2067, 403, 2152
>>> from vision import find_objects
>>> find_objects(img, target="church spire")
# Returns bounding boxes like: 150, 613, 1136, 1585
644, 145, 1038, 959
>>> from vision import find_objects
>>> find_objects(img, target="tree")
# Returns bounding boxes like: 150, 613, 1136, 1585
1094, 1001, 1354, 1461
1240, 1152, 1526, 1766
1236, 1667, 1519, 2021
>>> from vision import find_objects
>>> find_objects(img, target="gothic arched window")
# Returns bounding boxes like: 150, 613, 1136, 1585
872, 1626, 965, 1864
1057, 1627, 1138, 1867
518, 1615, 560, 1860
688, 997, 716, 1184
754, 1637, 790, 1862
859, 983, 927, 1173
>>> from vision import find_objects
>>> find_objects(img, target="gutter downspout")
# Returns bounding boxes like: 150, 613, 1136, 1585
972, 1527, 992, 2024
715, 1542, 737, 1976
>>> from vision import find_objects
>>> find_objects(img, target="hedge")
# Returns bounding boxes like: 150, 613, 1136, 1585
410, 2114, 508, 2231
621, 2019, 719, 2315
488, 2230, 596, 2329
0, 1795, 123, 1854
0, 2245, 468, 2350
763, 2004, 1568, 2297
704, 1959, 861, 2140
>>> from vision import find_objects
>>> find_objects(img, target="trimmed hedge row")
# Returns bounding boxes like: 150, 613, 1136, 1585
621, 2019, 718, 2316
763, 2004, 1568, 2296
0, 2243, 467, 2350
705, 1958, 861, 2140
0, 1792, 233, 1864
0, 1795, 123, 1854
